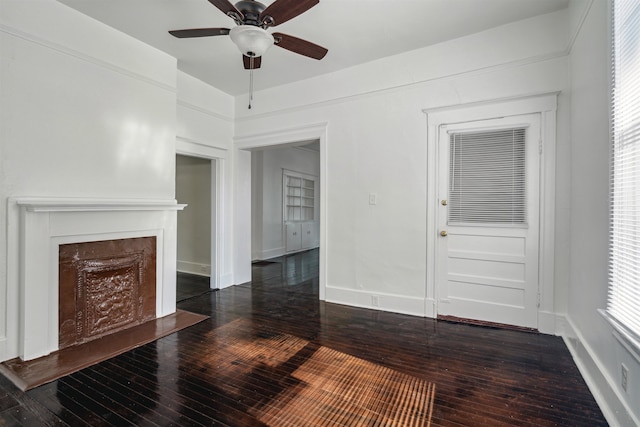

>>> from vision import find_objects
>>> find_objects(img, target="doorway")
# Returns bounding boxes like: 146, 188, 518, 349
176, 154, 216, 301
235, 122, 328, 300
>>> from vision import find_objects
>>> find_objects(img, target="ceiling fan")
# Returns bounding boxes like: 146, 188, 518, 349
169, 0, 328, 70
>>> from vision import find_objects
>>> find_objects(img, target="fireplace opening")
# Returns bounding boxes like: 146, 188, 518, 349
58, 237, 156, 349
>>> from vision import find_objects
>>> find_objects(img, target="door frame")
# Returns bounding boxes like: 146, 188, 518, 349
234, 122, 328, 301
176, 138, 226, 290
423, 93, 558, 333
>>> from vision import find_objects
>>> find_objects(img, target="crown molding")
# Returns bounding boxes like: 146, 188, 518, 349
0, 23, 176, 93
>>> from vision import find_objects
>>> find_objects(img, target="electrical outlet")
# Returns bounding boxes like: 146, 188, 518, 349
621, 363, 628, 392
371, 295, 379, 307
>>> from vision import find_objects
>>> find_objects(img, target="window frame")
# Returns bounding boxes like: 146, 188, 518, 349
603, 0, 640, 354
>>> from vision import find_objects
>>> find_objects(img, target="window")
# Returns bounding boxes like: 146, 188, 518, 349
448, 128, 527, 225
607, 0, 640, 343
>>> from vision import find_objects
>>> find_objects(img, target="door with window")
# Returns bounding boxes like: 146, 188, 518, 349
436, 114, 541, 328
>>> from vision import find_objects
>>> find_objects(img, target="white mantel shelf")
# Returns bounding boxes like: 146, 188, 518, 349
15, 198, 186, 212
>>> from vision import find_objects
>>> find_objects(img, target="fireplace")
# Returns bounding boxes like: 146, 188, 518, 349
58, 237, 157, 349
5, 197, 185, 361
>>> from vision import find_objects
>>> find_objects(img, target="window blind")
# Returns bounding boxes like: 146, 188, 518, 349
448, 128, 527, 225
608, 0, 640, 339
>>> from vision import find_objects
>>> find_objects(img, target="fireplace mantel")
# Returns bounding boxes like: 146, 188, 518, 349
16, 197, 186, 212
6, 197, 186, 361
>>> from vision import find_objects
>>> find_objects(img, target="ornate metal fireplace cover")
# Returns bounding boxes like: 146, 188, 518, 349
58, 237, 156, 349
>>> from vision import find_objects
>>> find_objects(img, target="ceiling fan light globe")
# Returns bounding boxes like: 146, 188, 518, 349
229, 25, 274, 57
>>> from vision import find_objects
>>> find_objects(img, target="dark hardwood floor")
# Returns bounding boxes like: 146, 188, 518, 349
0, 249, 607, 426
176, 272, 212, 302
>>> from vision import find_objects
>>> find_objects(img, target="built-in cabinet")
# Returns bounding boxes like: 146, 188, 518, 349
283, 170, 318, 253
285, 221, 316, 252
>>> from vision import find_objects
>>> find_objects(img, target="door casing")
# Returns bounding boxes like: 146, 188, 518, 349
424, 94, 558, 333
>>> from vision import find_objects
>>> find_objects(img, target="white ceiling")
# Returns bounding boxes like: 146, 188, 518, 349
58, 0, 569, 96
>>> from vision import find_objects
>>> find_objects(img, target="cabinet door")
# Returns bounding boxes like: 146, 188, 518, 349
286, 223, 302, 252
301, 222, 314, 249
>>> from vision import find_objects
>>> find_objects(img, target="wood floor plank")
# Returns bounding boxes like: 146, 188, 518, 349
97, 355, 222, 426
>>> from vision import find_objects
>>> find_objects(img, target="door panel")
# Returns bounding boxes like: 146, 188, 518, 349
436, 115, 540, 328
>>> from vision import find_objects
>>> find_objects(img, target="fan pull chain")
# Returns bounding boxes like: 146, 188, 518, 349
248, 56, 254, 109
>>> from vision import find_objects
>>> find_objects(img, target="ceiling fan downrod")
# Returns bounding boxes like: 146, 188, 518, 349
248, 55, 254, 109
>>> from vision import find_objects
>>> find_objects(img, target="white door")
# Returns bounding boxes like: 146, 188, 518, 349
436, 114, 540, 328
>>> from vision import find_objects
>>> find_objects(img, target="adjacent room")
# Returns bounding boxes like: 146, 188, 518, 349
0, 0, 638, 425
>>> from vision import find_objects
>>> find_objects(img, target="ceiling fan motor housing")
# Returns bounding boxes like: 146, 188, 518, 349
234, 0, 268, 26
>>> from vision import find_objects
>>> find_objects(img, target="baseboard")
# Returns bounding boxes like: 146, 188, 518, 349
0, 337, 13, 364
559, 315, 638, 427
219, 273, 234, 289
424, 298, 437, 318
325, 286, 426, 317
177, 260, 211, 277
257, 247, 286, 260
254, 246, 320, 261
538, 310, 557, 335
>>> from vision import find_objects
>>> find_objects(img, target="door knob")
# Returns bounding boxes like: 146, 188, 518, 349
440, 230, 448, 237
441, 200, 448, 206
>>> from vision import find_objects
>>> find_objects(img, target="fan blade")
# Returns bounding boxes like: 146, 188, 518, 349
208, 0, 244, 20
273, 33, 327, 60
169, 28, 230, 38
243, 55, 262, 69
260, 0, 319, 27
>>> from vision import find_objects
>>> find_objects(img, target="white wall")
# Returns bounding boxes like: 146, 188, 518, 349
252, 145, 320, 260
176, 71, 233, 149
252, 151, 265, 259
565, 0, 639, 425
234, 148, 252, 285
176, 155, 212, 275
233, 10, 570, 317
0, 0, 177, 361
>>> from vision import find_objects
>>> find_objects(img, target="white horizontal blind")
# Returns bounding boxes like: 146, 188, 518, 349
448, 128, 527, 225
608, 0, 640, 339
